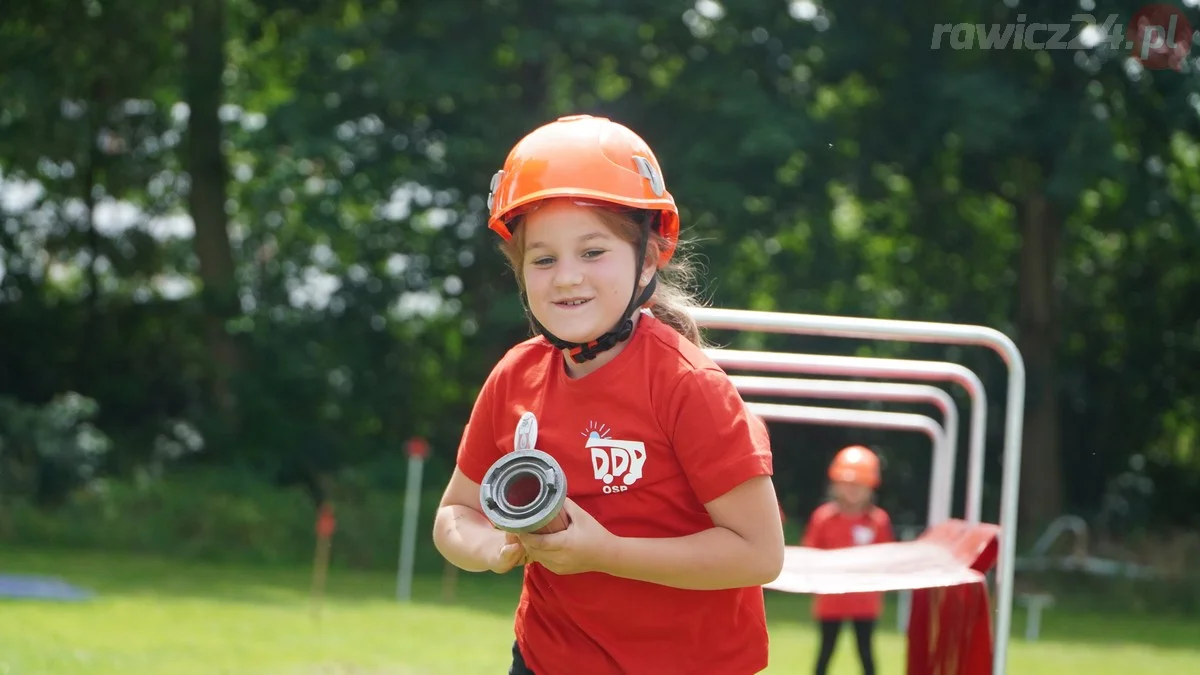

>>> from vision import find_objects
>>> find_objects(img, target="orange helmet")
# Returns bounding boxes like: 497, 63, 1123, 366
828, 445, 881, 488
486, 114, 680, 268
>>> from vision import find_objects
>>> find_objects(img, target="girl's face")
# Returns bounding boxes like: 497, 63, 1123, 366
520, 200, 651, 345
833, 481, 873, 510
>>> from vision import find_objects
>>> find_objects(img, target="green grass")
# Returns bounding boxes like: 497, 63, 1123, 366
1, 547, 1198, 674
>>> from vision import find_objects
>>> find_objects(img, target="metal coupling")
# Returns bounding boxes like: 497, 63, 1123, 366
479, 449, 568, 534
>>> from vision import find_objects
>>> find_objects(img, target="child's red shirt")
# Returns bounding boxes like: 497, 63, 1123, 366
801, 501, 895, 619
457, 314, 774, 674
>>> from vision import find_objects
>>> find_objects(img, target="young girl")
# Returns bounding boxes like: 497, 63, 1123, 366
431, 114, 784, 675
802, 445, 894, 675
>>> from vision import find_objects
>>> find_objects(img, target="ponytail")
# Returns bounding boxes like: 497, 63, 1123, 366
645, 235, 709, 348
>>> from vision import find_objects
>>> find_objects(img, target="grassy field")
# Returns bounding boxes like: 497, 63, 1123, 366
1, 547, 1198, 674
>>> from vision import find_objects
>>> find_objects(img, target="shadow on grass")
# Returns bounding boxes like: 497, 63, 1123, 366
3, 546, 1199, 654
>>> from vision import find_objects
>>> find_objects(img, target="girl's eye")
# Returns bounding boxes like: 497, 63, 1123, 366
531, 257, 554, 266
583, 249, 606, 259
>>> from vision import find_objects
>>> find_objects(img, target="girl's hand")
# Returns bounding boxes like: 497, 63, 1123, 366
517, 499, 614, 576
489, 532, 528, 574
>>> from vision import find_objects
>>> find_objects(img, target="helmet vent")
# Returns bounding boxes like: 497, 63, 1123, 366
633, 156, 665, 197
487, 169, 505, 211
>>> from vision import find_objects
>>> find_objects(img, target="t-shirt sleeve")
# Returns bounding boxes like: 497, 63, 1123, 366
666, 367, 774, 505
455, 363, 505, 485
874, 508, 895, 544
801, 507, 826, 547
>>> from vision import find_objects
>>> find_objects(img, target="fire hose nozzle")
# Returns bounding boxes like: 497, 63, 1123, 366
480, 449, 569, 534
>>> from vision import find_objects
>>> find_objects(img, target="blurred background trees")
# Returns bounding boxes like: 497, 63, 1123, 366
1, 0, 1197, 573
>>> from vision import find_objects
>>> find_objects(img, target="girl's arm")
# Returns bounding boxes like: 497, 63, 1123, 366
432, 468, 512, 572
434, 359, 517, 573
600, 475, 784, 590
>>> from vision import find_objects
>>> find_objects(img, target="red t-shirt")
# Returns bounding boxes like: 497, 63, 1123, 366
457, 314, 774, 675
801, 502, 895, 619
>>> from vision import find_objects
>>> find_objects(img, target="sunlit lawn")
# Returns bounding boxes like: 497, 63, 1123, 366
1, 547, 1198, 674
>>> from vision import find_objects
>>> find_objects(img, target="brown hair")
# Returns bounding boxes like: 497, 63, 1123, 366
498, 205, 709, 348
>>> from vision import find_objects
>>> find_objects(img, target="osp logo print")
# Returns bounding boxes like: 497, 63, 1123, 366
581, 421, 646, 494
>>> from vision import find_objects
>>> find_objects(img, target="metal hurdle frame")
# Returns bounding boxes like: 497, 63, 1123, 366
746, 402, 951, 526
733, 375, 962, 636
731, 376, 960, 527
710, 347, 992, 640
709, 350, 988, 524
690, 307, 1025, 675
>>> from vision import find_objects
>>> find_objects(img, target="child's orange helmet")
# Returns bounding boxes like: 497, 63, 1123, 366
828, 445, 881, 488
486, 114, 680, 268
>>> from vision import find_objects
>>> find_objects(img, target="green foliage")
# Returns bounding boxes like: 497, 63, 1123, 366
1, 0, 1199, 534
0, 467, 447, 573
0, 392, 111, 505
1020, 569, 1200, 619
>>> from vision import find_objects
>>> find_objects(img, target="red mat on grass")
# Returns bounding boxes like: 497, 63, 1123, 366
765, 519, 1001, 675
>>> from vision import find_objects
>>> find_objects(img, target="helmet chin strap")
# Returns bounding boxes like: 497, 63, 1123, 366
522, 213, 658, 364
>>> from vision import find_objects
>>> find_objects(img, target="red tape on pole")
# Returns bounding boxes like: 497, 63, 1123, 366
405, 437, 430, 460
316, 503, 337, 538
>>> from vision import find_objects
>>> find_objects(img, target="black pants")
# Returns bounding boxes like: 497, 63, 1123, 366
509, 640, 535, 675
814, 619, 876, 675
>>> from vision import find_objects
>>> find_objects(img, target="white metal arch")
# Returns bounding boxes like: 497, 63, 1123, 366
745, 402, 951, 527
690, 306, 1025, 675
731, 376, 958, 525
709, 350, 986, 523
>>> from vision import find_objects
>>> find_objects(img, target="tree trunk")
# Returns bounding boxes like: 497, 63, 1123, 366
185, 0, 241, 428
1016, 193, 1063, 528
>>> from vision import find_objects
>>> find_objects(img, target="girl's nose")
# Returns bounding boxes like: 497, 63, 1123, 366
552, 259, 584, 287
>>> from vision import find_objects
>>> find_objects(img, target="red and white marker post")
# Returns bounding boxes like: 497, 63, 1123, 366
311, 501, 337, 621
397, 437, 429, 602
